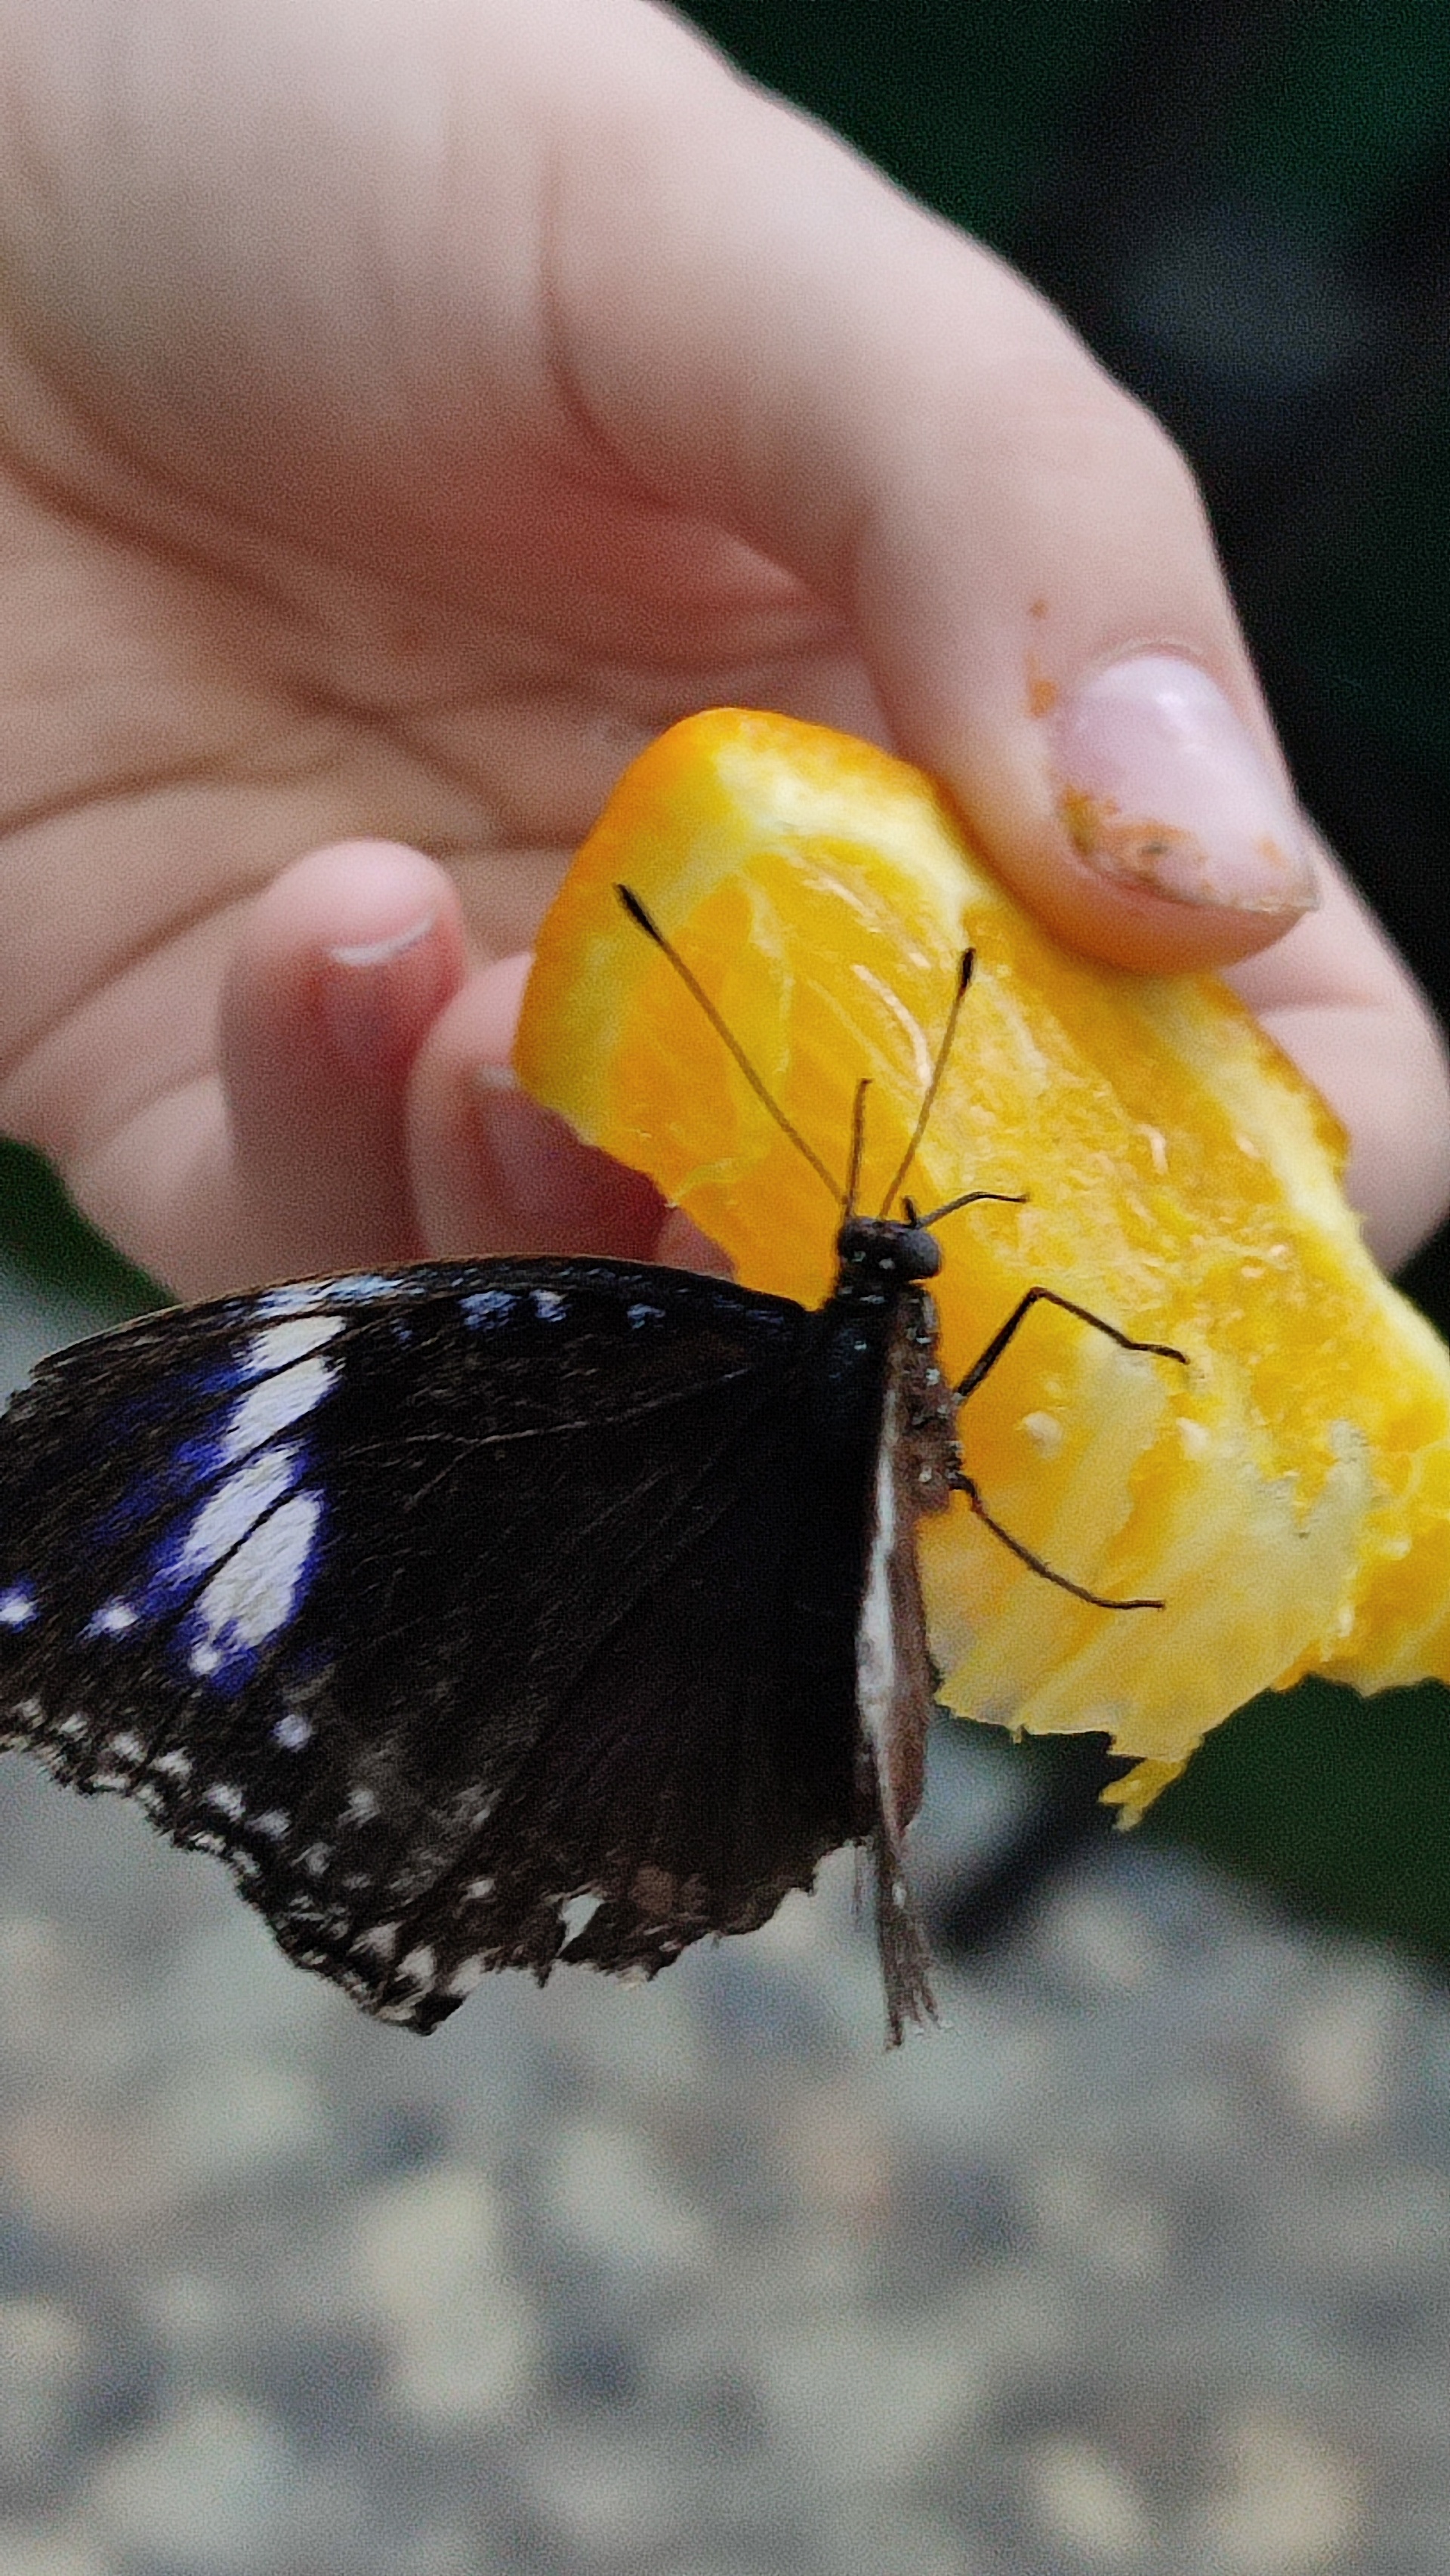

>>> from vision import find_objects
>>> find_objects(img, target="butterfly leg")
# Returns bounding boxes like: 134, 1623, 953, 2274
950, 1469, 1165, 1610
955, 1286, 1186, 1407
952, 1286, 1187, 1609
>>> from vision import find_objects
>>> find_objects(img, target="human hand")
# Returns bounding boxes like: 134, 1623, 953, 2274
0, 0, 1444, 1297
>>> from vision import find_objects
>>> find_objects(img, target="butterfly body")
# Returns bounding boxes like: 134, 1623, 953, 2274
0, 1221, 955, 2037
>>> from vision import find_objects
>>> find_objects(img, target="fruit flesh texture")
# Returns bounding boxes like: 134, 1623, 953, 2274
516, 710, 1450, 1812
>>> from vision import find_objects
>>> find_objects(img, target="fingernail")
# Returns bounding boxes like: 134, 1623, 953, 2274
1050, 654, 1318, 914
319, 912, 441, 1073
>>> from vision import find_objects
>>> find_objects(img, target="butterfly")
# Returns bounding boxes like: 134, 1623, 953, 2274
0, 894, 1183, 2042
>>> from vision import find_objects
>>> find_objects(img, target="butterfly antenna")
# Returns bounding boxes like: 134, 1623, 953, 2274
877, 950, 975, 1219
844, 1079, 869, 1220
616, 885, 844, 1207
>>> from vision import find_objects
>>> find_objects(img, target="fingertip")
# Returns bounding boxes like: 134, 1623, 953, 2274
407, 958, 668, 1259
921, 651, 1319, 977
220, 840, 469, 1274
227, 841, 469, 1083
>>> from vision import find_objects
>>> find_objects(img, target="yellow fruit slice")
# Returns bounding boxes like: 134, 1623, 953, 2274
514, 708, 1450, 1815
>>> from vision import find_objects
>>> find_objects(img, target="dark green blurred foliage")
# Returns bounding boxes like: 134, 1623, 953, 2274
1221, 0, 1450, 236
0, 1138, 159, 1323
681, 0, 1142, 239
1149, 1678, 1450, 1963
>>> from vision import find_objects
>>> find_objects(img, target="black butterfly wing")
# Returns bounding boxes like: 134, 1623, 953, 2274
0, 1261, 875, 2029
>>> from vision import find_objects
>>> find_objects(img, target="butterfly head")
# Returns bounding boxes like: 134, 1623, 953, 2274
836, 1212, 942, 1288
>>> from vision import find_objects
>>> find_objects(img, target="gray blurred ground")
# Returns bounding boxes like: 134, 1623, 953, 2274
4, 1263, 1450, 2576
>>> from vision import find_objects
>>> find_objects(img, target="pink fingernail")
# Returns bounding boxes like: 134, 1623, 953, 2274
1051, 654, 1318, 914
319, 911, 440, 1073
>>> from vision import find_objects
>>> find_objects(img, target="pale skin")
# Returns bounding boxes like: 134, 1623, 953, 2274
0, 0, 1445, 1303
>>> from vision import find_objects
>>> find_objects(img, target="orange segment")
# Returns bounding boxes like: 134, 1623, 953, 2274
514, 708, 1450, 1814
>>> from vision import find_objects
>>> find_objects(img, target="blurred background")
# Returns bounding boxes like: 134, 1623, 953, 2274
5, 2, 1450, 2569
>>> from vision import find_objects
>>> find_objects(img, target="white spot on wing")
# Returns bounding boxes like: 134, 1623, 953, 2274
273, 1710, 313, 1752
256, 1275, 391, 1318
177, 1447, 301, 1578
255, 1283, 324, 1320
560, 1892, 602, 1941
0, 1586, 36, 1628
185, 1487, 322, 1674
532, 1289, 566, 1322
240, 1314, 342, 1375
462, 1289, 515, 1330
221, 1352, 336, 1459
86, 1599, 139, 1638
313, 1273, 396, 1305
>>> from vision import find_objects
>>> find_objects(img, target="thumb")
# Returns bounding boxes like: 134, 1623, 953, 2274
549, 15, 1313, 972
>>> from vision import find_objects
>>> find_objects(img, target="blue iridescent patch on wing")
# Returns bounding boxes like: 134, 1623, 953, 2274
69, 1316, 342, 1690
130, 1439, 325, 1689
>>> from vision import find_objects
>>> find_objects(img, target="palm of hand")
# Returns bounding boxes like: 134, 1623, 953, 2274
0, 302, 867, 1295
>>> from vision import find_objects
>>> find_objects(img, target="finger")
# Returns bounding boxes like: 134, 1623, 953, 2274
218, 840, 468, 1279
405, 955, 673, 1261
1226, 829, 1450, 1272
547, 18, 1316, 971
